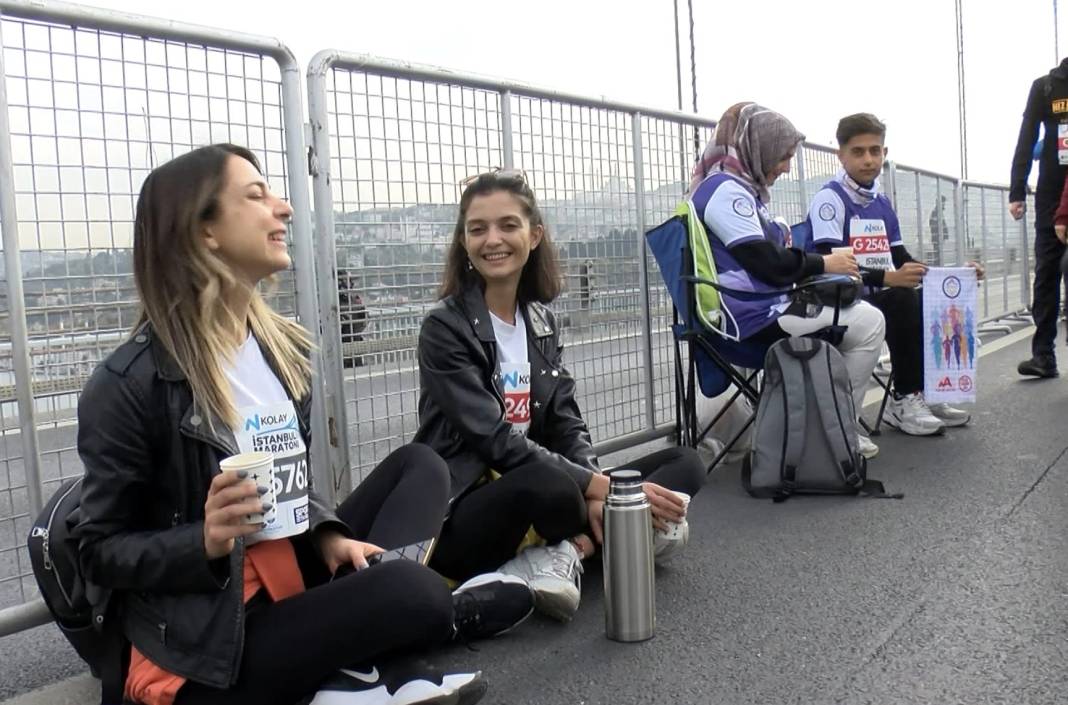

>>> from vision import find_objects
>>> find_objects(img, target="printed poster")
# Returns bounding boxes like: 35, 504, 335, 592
923, 267, 978, 404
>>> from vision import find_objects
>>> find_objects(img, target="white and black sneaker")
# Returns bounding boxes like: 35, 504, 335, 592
310, 659, 486, 705
884, 393, 945, 436
452, 572, 535, 640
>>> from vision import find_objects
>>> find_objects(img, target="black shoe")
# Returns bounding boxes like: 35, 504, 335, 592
452, 572, 535, 641
1018, 355, 1059, 378
310, 659, 486, 705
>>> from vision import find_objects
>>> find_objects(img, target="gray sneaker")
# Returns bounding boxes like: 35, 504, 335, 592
857, 433, 879, 459
498, 541, 582, 622
928, 402, 971, 427
884, 393, 945, 436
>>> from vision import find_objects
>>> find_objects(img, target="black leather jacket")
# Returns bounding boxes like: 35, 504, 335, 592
72, 324, 347, 689
413, 284, 600, 502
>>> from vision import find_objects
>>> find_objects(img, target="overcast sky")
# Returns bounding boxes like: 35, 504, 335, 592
25, 0, 1068, 187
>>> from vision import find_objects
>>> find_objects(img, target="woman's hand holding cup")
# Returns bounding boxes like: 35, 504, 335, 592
204, 452, 277, 559
203, 469, 273, 559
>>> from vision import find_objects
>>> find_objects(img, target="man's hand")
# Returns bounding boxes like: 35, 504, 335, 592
1009, 201, 1025, 221
966, 261, 986, 281
883, 262, 927, 288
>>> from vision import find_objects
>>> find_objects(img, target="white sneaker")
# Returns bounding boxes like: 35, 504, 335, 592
928, 402, 970, 427
856, 433, 879, 459
310, 659, 486, 705
884, 393, 945, 436
498, 541, 583, 622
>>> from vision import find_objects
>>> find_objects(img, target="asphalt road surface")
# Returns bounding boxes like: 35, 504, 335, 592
1, 326, 1065, 704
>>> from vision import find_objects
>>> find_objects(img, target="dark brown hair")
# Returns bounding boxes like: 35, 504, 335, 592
439, 172, 562, 303
836, 113, 887, 147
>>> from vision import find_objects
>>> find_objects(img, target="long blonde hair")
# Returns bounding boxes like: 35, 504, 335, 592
133, 144, 311, 427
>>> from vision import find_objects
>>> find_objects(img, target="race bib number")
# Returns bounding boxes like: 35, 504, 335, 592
1058, 123, 1068, 166
235, 400, 310, 543
849, 218, 895, 271
500, 362, 531, 435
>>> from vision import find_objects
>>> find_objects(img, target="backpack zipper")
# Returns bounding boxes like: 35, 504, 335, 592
36, 479, 82, 608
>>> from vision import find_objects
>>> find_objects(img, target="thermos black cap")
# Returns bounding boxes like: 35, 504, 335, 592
607, 469, 643, 494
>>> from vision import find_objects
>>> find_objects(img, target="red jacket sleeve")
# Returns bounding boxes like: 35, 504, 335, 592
1056, 177, 1068, 226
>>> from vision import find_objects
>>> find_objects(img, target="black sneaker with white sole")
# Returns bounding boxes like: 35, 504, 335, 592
452, 571, 535, 641
309, 659, 486, 705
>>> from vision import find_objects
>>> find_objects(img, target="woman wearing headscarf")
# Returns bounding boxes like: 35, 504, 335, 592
688, 103, 886, 458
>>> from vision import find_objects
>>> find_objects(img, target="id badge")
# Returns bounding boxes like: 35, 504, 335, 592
1058, 123, 1068, 166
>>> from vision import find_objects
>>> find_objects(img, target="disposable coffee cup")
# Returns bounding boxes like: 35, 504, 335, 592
219, 451, 277, 527
831, 246, 854, 257
657, 491, 691, 542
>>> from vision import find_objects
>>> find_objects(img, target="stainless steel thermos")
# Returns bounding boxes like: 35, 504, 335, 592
602, 469, 655, 642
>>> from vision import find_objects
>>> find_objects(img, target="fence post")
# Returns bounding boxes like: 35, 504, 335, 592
954, 180, 966, 266
1021, 203, 1032, 310
632, 112, 655, 430
0, 18, 44, 519
1000, 194, 1010, 312
886, 160, 899, 210
914, 170, 926, 264
979, 186, 989, 318
795, 148, 809, 217
306, 52, 353, 503
501, 90, 514, 169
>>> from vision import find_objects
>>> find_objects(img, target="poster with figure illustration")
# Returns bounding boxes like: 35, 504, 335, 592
923, 267, 978, 403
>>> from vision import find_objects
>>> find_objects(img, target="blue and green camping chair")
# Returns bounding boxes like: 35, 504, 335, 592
645, 202, 857, 474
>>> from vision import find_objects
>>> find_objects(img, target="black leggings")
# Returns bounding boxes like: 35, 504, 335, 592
430, 446, 705, 581
174, 443, 452, 705
867, 286, 923, 396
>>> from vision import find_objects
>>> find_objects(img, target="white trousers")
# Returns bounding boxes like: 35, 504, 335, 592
776, 300, 887, 415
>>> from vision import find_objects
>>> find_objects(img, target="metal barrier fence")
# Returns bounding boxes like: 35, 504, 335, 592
0, 0, 324, 628
0, 2, 1034, 634
306, 53, 718, 497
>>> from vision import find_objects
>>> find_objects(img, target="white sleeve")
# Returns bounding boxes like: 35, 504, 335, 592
700, 180, 766, 248
807, 188, 847, 246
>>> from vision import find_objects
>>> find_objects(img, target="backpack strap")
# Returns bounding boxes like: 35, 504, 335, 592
96, 601, 128, 705
770, 343, 809, 501
807, 343, 904, 500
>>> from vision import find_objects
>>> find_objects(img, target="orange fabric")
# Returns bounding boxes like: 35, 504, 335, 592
125, 540, 305, 705
125, 649, 185, 705
246, 538, 305, 602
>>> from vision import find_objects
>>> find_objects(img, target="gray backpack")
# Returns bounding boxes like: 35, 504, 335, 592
742, 337, 900, 501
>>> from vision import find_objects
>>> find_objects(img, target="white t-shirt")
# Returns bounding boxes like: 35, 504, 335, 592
223, 333, 289, 408
490, 306, 531, 435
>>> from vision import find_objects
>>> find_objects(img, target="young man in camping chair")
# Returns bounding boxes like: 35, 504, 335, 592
803, 113, 981, 436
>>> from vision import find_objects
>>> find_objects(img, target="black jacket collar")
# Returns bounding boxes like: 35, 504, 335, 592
459, 282, 553, 342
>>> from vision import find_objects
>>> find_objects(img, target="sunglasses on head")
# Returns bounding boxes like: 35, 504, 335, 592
459, 167, 529, 192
